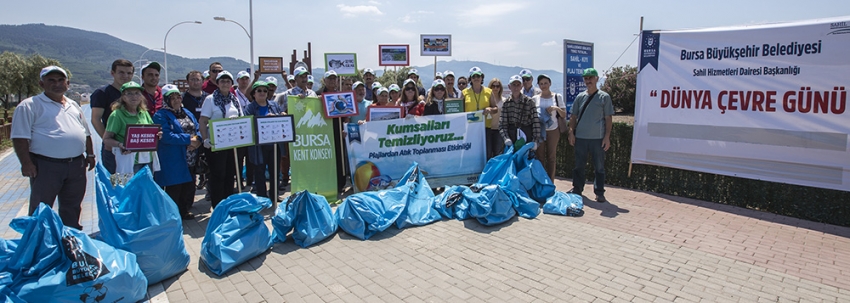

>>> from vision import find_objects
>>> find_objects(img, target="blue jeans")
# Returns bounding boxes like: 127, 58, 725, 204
572, 138, 606, 195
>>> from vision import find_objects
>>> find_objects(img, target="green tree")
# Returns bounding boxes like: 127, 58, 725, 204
375, 66, 412, 88
23, 54, 65, 98
601, 65, 637, 114
0, 52, 27, 108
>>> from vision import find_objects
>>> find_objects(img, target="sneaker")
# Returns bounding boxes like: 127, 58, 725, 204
595, 194, 607, 203
567, 188, 583, 195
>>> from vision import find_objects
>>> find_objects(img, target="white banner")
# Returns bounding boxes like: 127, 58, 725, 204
346, 112, 486, 192
633, 16, 850, 191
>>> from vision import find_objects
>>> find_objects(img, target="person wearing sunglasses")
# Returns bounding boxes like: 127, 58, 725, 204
244, 81, 286, 200
397, 79, 424, 117
203, 62, 223, 94
200, 71, 243, 208
423, 80, 448, 116
456, 76, 469, 91
407, 69, 427, 97
486, 78, 506, 159
520, 69, 542, 98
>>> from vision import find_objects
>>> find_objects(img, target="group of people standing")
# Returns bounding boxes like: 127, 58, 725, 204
10, 58, 613, 230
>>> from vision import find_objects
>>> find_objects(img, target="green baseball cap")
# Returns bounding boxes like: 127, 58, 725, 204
120, 81, 143, 92
251, 81, 269, 91
582, 68, 598, 77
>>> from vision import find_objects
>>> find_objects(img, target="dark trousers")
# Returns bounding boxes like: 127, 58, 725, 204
208, 149, 235, 208
164, 181, 195, 217
236, 147, 254, 186
572, 138, 606, 195
485, 128, 504, 160
28, 154, 87, 230
252, 145, 278, 199
101, 143, 116, 174
506, 125, 534, 146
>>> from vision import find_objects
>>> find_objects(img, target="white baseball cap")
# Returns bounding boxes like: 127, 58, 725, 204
469, 66, 483, 77
371, 82, 382, 90
203, 70, 210, 78
377, 87, 389, 95
509, 75, 523, 84
408, 69, 418, 76
431, 79, 446, 88
363, 68, 375, 75
39, 66, 68, 79
519, 69, 533, 78
236, 71, 251, 79
293, 67, 309, 76
388, 84, 400, 92
324, 70, 338, 78
307, 75, 314, 83
443, 70, 455, 77
264, 76, 278, 86
352, 81, 365, 90
216, 70, 234, 81
435, 72, 443, 79
162, 84, 180, 97
286, 75, 295, 81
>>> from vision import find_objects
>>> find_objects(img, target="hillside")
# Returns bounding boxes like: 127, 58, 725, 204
0, 23, 567, 94
0, 24, 251, 90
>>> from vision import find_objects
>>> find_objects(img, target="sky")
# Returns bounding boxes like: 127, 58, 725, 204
3, 0, 849, 75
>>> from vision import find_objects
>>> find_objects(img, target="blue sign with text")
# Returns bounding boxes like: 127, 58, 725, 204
563, 40, 594, 119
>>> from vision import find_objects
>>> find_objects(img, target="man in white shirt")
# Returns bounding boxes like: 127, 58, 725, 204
11, 66, 96, 229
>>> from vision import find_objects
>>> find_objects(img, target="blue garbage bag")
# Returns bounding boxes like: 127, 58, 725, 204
336, 187, 408, 240
201, 193, 273, 276
432, 185, 471, 220
0, 239, 23, 303
272, 190, 338, 248
467, 184, 516, 226
507, 190, 541, 219
513, 143, 556, 203
2, 203, 147, 302
95, 165, 190, 285
478, 146, 517, 188
543, 192, 585, 217
395, 163, 442, 229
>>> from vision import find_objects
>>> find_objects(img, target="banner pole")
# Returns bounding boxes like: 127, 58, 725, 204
273, 144, 278, 207
233, 148, 242, 193
628, 16, 644, 179
433, 56, 437, 79
339, 119, 348, 193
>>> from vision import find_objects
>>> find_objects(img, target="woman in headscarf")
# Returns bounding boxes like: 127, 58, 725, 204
244, 81, 285, 199
103, 81, 159, 174
153, 85, 201, 220
199, 71, 243, 208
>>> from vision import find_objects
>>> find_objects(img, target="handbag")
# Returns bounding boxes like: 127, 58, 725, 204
192, 149, 210, 175
555, 94, 569, 134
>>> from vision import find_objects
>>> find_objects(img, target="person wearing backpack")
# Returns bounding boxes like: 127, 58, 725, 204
567, 68, 614, 203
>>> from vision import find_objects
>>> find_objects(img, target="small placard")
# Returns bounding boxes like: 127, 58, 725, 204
443, 98, 465, 114
321, 91, 360, 118
209, 116, 255, 151
367, 106, 404, 121
259, 57, 284, 73
124, 124, 161, 151
256, 115, 296, 144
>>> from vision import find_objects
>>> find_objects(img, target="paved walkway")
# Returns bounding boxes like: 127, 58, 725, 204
0, 147, 848, 302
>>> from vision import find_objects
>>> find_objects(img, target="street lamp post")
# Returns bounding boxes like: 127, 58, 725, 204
137, 48, 163, 82
214, 0, 254, 77
163, 20, 202, 84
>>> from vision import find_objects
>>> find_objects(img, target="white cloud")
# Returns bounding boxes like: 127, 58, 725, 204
384, 28, 416, 40
399, 11, 433, 23
459, 3, 526, 26
368, 0, 381, 5
541, 41, 557, 47
336, 4, 383, 17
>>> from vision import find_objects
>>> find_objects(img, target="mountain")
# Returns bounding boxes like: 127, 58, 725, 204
0, 23, 567, 94
0, 23, 251, 91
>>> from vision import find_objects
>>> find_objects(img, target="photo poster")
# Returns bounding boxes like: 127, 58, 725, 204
563, 39, 594, 120
256, 115, 295, 144
632, 16, 850, 192
367, 106, 404, 121
324, 53, 358, 76
289, 96, 339, 201
443, 98, 464, 114
322, 91, 360, 118
379, 44, 410, 66
208, 116, 256, 152
124, 124, 161, 152
259, 56, 284, 74
420, 34, 452, 56
347, 112, 486, 192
